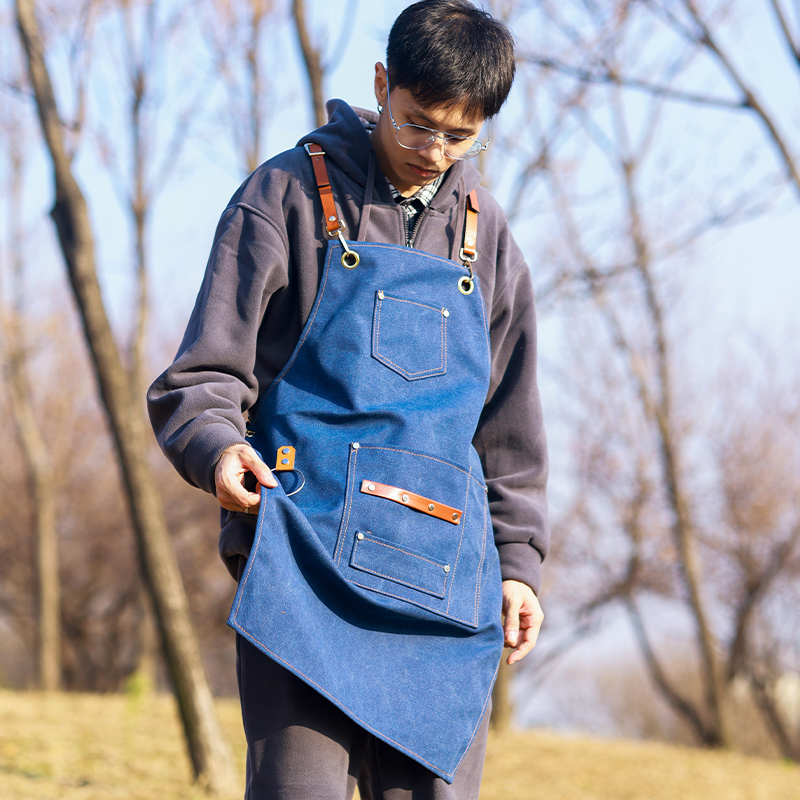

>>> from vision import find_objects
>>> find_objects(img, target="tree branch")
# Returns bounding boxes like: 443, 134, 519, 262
519, 54, 746, 109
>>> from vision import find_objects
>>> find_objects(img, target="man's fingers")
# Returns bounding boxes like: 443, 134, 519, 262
240, 449, 278, 488
501, 580, 544, 664
503, 595, 522, 648
215, 443, 278, 513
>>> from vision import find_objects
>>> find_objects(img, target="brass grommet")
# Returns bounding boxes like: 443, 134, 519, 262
458, 276, 474, 295
342, 250, 360, 269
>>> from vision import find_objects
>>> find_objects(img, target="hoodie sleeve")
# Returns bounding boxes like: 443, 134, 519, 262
147, 203, 290, 495
472, 217, 550, 595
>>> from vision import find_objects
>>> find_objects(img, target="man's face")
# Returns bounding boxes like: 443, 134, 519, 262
371, 63, 485, 197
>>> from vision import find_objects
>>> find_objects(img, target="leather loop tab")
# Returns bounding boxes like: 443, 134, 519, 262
360, 479, 463, 525
461, 189, 480, 261
305, 143, 342, 236
275, 446, 296, 472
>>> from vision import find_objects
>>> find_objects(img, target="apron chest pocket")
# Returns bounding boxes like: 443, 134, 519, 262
371, 291, 447, 380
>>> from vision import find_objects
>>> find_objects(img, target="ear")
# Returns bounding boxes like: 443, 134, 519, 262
374, 62, 388, 107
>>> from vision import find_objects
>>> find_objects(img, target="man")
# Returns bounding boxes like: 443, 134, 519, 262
148, 2, 548, 797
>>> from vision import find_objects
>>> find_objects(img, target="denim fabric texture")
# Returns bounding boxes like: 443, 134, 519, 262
228, 239, 504, 782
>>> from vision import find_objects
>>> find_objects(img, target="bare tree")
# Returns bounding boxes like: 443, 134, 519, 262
91, 0, 210, 688
14, 0, 235, 792
204, 0, 277, 175
291, 0, 357, 128
0, 114, 60, 692
492, 0, 800, 756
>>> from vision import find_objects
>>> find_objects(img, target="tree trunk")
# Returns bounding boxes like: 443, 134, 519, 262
1, 135, 61, 692
15, 0, 236, 793
4, 331, 61, 691
291, 0, 327, 128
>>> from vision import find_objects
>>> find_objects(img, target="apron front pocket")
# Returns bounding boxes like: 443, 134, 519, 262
350, 532, 448, 599
335, 444, 488, 629
371, 291, 448, 380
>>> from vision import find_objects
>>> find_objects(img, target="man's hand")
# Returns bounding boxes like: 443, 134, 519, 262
215, 443, 277, 514
501, 579, 544, 665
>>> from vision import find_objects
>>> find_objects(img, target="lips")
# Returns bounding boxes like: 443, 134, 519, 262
409, 164, 440, 180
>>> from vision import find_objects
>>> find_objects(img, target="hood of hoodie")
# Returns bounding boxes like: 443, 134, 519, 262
297, 99, 483, 213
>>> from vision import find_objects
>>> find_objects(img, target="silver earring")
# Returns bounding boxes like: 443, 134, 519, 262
377, 102, 384, 115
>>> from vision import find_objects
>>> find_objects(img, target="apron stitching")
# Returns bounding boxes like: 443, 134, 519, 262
346, 580, 474, 627
474, 490, 489, 626
358, 444, 471, 477
338, 240, 472, 272
446, 464, 471, 615
354, 538, 448, 569
232, 489, 269, 621
373, 296, 447, 378
349, 566, 446, 598
335, 447, 359, 567
449, 657, 499, 776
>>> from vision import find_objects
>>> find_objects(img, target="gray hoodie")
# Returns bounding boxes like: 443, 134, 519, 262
147, 100, 549, 592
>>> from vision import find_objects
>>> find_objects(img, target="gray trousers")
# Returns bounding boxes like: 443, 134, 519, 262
236, 634, 489, 799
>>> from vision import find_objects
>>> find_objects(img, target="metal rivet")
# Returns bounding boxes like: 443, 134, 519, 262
368, 483, 375, 491
442, 309, 449, 317
357, 532, 365, 540
452, 513, 459, 521
328, 215, 336, 222
378, 290, 384, 300
428, 503, 435, 511
282, 447, 290, 454
352, 442, 360, 449
402, 494, 409, 503
444, 565, 450, 573
281, 458, 289, 464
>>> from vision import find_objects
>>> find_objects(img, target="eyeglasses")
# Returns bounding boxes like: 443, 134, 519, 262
385, 85, 489, 161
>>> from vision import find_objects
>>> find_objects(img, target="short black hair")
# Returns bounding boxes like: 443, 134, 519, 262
386, 0, 516, 120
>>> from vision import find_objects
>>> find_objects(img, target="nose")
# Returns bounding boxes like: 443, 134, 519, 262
418, 134, 448, 163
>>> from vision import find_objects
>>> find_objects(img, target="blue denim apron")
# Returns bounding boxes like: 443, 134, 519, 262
228, 159, 503, 782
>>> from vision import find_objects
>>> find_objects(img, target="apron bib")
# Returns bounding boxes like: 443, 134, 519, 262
228, 154, 503, 782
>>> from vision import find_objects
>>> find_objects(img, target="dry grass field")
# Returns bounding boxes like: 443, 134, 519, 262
1, 689, 798, 799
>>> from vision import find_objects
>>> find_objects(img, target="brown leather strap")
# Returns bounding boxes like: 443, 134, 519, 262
274, 445, 296, 472
360, 479, 463, 525
305, 143, 342, 236
461, 189, 480, 261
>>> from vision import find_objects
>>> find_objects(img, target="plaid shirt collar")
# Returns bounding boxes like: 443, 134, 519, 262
387, 175, 444, 209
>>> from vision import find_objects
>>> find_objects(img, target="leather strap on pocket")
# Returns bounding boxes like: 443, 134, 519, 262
360, 479, 463, 525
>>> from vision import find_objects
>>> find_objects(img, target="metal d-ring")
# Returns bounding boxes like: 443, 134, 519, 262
337, 230, 359, 269
458, 247, 476, 295
270, 467, 306, 497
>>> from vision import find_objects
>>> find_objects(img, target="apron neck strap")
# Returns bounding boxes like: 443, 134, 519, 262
460, 189, 479, 266
305, 143, 345, 238
305, 143, 480, 270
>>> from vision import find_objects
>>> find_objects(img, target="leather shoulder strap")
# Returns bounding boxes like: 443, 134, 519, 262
305, 143, 343, 236
460, 189, 480, 264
